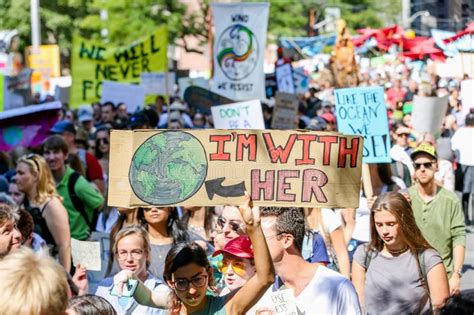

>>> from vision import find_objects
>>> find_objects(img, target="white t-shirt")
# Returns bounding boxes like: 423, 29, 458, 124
295, 266, 361, 314
249, 266, 361, 315
352, 195, 371, 242
320, 208, 342, 234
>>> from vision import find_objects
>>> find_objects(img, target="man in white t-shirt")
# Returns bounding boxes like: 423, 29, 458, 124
255, 207, 361, 315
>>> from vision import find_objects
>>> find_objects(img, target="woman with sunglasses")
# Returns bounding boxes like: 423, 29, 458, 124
213, 235, 256, 296
113, 193, 275, 314
96, 225, 170, 314
16, 154, 71, 271
351, 192, 449, 314
137, 207, 213, 282
94, 126, 111, 185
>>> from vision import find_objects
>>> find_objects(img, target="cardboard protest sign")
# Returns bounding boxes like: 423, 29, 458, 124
271, 92, 299, 129
178, 77, 210, 99
276, 63, 295, 94
0, 101, 61, 151
70, 26, 167, 108
335, 86, 391, 163
71, 238, 101, 271
101, 81, 146, 114
25, 45, 61, 78
211, 3, 269, 100
140, 72, 175, 95
183, 86, 234, 115
460, 79, 474, 120
269, 289, 299, 314
211, 100, 265, 129
108, 129, 363, 208
412, 95, 449, 137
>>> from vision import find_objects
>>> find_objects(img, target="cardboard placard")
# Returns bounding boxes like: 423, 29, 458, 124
101, 81, 146, 114
293, 67, 309, 95
269, 289, 298, 315
71, 238, 101, 271
140, 72, 175, 95
25, 45, 61, 78
271, 92, 299, 129
276, 63, 295, 94
108, 129, 363, 208
211, 100, 265, 129
335, 86, 391, 163
412, 95, 449, 137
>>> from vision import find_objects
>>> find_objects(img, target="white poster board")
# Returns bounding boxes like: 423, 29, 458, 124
71, 238, 101, 271
460, 79, 474, 121
211, 100, 265, 129
140, 72, 175, 95
293, 67, 308, 95
101, 81, 146, 113
412, 95, 449, 137
276, 63, 295, 94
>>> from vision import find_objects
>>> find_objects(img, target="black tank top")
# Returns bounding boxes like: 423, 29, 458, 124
23, 198, 56, 247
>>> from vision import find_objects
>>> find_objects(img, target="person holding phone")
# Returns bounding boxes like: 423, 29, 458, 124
113, 193, 275, 314
95, 225, 170, 314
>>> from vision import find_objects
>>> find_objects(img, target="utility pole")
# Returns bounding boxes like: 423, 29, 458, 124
308, 9, 316, 37
30, 0, 41, 47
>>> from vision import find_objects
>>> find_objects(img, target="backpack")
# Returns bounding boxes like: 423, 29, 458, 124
68, 171, 99, 233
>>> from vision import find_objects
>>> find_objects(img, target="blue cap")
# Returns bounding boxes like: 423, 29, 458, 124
50, 120, 76, 134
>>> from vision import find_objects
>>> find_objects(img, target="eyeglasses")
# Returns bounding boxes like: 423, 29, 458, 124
117, 249, 144, 260
414, 161, 435, 170
97, 138, 109, 145
26, 154, 40, 171
217, 258, 247, 277
264, 232, 285, 241
172, 274, 208, 291
217, 216, 243, 233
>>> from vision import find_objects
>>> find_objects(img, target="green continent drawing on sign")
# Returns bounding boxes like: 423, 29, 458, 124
129, 131, 208, 205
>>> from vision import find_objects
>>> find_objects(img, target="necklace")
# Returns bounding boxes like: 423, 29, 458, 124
385, 246, 409, 255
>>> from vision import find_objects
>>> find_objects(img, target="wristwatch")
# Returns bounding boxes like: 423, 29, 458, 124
454, 270, 463, 278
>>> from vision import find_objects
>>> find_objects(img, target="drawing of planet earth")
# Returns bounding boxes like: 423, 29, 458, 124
129, 131, 208, 205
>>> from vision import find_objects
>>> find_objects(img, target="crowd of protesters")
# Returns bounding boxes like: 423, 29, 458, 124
0, 56, 473, 314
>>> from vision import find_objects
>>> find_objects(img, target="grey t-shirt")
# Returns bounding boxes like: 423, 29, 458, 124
354, 245, 442, 315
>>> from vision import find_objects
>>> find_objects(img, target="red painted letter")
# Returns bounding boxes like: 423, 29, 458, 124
301, 169, 328, 203
296, 134, 317, 165
317, 136, 338, 166
236, 134, 257, 161
338, 137, 360, 168
251, 170, 275, 201
263, 133, 297, 164
209, 135, 232, 161
276, 170, 299, 202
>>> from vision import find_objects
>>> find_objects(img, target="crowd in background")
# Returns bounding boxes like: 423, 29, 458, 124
0, 57, 473, 314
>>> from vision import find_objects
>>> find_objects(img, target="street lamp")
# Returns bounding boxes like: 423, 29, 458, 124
405, 10, 430, 29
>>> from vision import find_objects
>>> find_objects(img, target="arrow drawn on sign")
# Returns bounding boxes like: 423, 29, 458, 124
205, 177, 246, 200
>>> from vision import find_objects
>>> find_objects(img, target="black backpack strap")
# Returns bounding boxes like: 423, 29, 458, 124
68, 171, 94, 231
364, 248, 374, 270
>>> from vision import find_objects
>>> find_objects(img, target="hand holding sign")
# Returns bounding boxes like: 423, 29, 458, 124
239, 191, 260, 228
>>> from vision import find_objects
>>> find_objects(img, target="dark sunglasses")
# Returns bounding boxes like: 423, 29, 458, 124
414, 161, 435, 170
97, 138, 109, 145
217, 216, 242, 233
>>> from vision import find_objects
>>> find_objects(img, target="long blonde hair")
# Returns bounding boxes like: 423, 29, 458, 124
17, 154, 62, 205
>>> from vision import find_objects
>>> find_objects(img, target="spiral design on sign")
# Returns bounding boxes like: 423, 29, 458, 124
217, 24, 254, 67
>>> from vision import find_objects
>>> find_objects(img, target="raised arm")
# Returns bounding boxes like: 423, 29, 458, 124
330, 227, 351, 278
43, 197, 71, 272
113, 269, 170, 309
226, 193, 275, 314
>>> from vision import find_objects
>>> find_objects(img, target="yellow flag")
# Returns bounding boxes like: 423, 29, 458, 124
70, 26, 168, 108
